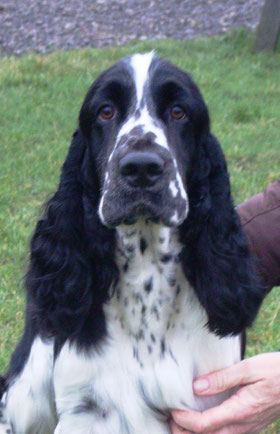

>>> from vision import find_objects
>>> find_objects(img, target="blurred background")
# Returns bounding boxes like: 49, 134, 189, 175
0, 0, 264, 55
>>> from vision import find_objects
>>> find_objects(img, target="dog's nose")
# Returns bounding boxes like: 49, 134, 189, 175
119, 152, 164, 187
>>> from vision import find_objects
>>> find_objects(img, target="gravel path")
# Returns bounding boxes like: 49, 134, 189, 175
0, 0, 264, 56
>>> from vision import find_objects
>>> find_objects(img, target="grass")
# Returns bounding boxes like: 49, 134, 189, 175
0, 29, 279, 431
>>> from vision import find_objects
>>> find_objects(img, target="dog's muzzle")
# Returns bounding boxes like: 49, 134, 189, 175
98, 133, 189, 227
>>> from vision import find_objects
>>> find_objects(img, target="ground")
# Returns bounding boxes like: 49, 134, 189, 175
0, 0, 264, 55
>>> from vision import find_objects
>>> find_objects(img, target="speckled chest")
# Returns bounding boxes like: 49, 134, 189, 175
53, 223, 241, 433
111, 223, 183, 348
98, 223, 241, 425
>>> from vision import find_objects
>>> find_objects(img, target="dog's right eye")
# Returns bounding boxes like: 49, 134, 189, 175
170, 105, 187, 120
99, 105, 115, 120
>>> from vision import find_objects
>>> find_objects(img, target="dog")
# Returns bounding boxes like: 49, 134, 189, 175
0, 52, 263, 433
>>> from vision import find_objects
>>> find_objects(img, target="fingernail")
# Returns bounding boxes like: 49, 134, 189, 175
193, 378, 210, 392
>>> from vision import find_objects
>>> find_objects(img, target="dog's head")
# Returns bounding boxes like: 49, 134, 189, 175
27, 53, 264, 343
79, 52, 209, 228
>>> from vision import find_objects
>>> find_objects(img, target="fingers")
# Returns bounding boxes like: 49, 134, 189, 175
193, 359, 255, 396
170, 419, 191, 434
171, 394, 245, 433
193, 353, 280, 397
171, 415, 261, 434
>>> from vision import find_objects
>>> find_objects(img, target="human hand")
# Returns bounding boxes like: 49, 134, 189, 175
171, 353, 280, 433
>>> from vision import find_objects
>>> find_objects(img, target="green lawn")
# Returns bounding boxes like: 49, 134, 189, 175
0, 30, 279, 432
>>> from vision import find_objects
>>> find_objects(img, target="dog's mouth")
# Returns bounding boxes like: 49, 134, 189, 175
112, 202, 161, 226
99, 191, 189, 228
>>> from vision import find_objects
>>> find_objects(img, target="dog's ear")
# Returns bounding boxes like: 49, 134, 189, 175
26, 129, 117, 345
180, 133, 264, 337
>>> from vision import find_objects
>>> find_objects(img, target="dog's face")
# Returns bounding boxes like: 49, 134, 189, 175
80, 52, 209, 227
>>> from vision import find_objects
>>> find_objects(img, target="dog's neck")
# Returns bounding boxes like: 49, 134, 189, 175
116, 219, 182, 276
106, 220, 192, 362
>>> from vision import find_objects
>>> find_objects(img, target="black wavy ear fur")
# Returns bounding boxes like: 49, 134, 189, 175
25, 129, 118, 346
180, 133, 264, 337
2, 127, 117, 389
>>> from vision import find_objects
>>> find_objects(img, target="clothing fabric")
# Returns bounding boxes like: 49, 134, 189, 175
237, 181, 280, 291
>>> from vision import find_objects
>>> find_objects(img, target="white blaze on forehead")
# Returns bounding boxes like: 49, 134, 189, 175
116, 51, 169, 150
130, 51, 155, 108
112, 51, 167, 159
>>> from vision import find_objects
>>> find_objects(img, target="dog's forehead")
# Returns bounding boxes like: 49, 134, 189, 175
114, 52, 169, 147
96, 52, 156, 91
126, 51, 155, 107
123, 53, 189, 96
94, 52, 183, 106
122, 52, 180, 104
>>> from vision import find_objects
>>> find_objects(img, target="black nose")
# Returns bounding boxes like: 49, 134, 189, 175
119, 151, 164, 187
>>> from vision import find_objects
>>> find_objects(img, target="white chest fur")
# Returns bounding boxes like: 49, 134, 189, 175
54, 222, 241, 433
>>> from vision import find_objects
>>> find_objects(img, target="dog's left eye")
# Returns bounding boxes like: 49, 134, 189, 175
99, 105, 115, 120
170, 106, 187, 120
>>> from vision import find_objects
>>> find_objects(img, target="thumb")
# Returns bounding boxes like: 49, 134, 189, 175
193, 358, 258, 396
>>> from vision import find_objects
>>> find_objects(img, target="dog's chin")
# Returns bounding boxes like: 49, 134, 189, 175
99, 201, 188, 228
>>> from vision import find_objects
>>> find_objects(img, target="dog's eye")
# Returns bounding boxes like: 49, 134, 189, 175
99, 105, 115, 120
170, 106, 187, 120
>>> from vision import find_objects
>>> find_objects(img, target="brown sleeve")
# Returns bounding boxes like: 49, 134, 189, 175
237, 181, 280, 291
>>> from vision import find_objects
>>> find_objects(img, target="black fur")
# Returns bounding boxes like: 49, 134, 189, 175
4, 129, 119, 388
180, 131, 263, 336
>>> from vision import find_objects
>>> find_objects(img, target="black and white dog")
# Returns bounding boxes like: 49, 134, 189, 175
0, 52, 263, 433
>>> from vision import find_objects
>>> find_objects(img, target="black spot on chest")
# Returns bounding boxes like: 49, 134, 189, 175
160, 253, 172, 263
73, 397, 101, 415
151, 305, 160, 320
161, 338, 166, 355
140, 237, 147, 254
176, 285, 181, 295
126, 244, 135, 253
168, 277, 176, 287
133, 346, 144, 368
144, 277, 153, 293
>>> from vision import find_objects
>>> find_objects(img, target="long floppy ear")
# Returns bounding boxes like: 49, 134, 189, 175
26, 129, 117, 346
180, 133, 264, 337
